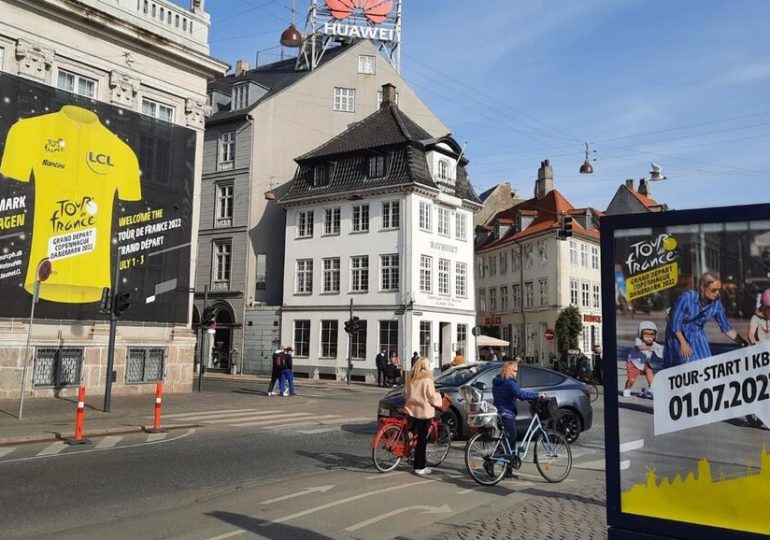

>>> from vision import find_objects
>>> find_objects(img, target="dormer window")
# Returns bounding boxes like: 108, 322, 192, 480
232, 83, 249, 110
313, 164, 330, 187
368, 155, 385, 178
438, 159, 449, 180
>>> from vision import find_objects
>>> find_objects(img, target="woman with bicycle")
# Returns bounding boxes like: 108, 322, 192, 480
404, 357, 448, 476
492, 360, 546, 455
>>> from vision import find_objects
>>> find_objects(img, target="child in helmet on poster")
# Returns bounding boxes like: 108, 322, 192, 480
625, 321, 664, 398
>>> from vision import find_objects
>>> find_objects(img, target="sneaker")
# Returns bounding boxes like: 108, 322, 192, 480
283, 390, 289, 397
415, 468, 432, 476
644, 388, 654, 398
267, 392, 274, 396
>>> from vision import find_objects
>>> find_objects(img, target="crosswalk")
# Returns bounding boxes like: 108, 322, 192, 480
159, 408, 374, 430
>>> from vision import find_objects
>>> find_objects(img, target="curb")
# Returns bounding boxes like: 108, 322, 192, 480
0, 423, 201, 447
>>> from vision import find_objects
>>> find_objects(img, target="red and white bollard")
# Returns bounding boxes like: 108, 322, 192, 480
146, 382, 165, 433
66, 385, 90, 445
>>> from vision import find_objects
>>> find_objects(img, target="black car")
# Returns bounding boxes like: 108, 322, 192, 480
377, 362, 593, 443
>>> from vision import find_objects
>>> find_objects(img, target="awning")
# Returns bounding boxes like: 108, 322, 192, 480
475, 335, 510, 347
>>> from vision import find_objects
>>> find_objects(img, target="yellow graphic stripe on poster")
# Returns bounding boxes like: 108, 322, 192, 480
626, 262, 678, 301
622, 450, 770, 534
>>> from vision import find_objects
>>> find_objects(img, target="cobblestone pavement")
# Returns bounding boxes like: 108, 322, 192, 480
431, 480, 607, 540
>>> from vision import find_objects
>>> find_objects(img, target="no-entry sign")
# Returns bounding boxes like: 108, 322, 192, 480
544, 329, 555, 341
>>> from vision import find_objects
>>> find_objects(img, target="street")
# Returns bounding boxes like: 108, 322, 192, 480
0, 379, 607, 539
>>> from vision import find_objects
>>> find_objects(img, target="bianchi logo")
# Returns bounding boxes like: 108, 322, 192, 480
326, 0, 393, 24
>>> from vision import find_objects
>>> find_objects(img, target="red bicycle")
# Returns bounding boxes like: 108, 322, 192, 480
372, 409, 452, 472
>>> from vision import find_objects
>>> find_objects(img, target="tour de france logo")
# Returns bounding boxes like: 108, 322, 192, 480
326, 0, 393, 24
623, 233, 679, 301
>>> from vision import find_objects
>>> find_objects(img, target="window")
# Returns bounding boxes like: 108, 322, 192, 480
219, 131, 235, 169
352, 320, 367, 359
456, 324, 468, 356
322, 257, 340, 293
511, 325, 521, 354
456, 212, 467, 240
582, 282, 590, 307
333, 87, 355, 112
419, 255, 432, 292
455, 263, 467, 297
538, 240, 547, 265
351, 255, 369, 292
500, 252, 508, 274
580, 244, 589, 267
419, 201, 432, 231
313, 164, 330, 187
437, 207, 450, 236
368, 155, 385, 178
213, 242, 231, 286
0, 48, 4, 71
523, 244, 534, 269
324, 208, 341, 235
297, 211, 314, 238
512, 249, 520, 272
232, 83, 249, 110
438, 259, 450, 295
420, 321, 431, 358
570, 279, 579, 305
381, 254, 399, 291
57, 69, 96, 98
489, 254, 497, 276
296, 259, 313, 294
569, 240, 577, 265
437, 159, 449, 180
524, 282, 533, 309
379, 321, 399, 357
352, 204, 369, 232
142, 98, 174, 122
382, 201, 400, 229
321, 320, 338, 358
126, 348, 165, 383
294, 320, 310, 357
539, 279, 548, 306
32, 347, 83, 387
517, 368, 565, 388
591, 246, 600, 270
215, 183, 233, 227
501, 286, 509, 310
358, 54, 376, 74
489, 288, 497, 311
255, 253, 267, 293
376, 89, 400, 105
593, 283, 601, 308
477, 257, 485, 279
512, 284, 521, 310
478, 289, 487, 312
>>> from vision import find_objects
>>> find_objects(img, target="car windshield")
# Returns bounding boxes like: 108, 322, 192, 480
435, 364, 489, 387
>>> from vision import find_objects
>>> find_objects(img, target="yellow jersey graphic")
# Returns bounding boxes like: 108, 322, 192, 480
0, 105, 141, 303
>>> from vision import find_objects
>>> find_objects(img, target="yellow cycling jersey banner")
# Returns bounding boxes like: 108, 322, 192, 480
0, 73, 194, 322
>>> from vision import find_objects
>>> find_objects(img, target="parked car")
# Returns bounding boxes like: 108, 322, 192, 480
376, 362, 593, 443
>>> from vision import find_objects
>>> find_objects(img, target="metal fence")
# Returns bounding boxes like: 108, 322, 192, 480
126, 347, 165, 383
32, 347, 83, 387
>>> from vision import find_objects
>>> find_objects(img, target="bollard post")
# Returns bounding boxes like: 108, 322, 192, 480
66, 386, 91, 445
145, 382, 166, 433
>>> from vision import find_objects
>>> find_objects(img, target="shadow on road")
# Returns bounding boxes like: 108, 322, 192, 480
295, 449, 374, 471
207, 510, 335, 539
618, 401, 653, 415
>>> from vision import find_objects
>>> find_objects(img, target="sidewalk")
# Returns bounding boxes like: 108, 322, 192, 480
0, 373, 377, 446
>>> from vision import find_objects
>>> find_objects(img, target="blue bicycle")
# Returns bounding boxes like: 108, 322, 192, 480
464, 397, 572, 485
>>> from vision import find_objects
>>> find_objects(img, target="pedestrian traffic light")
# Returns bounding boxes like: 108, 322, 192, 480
351, 316, 360, 333
201, 306, 216, 329
112, 291, 131, 317
344, 318, 352, 334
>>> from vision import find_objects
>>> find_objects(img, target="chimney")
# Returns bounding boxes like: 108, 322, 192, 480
235, 59, 250, 76
380, 83, 397, 109
638, 178, 649, 196
625, 179, 634, 189
534, 159, 554, 199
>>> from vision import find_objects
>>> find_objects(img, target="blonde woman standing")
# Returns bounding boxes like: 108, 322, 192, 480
403, 357, 447, 475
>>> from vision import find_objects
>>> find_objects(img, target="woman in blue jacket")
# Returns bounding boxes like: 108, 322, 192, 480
492, 360, 546, 446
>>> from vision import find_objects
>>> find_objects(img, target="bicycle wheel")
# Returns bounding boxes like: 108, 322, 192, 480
426, 422, 452, 466
465, 432, 507, 486
589, 384, 599, 403
534, 431, 572, 483
372, 424, 406, 472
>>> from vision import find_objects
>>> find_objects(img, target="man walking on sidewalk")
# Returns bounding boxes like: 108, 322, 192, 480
375, 348, 387, 387
268, 349, 284, 396
281, 346, 296, 396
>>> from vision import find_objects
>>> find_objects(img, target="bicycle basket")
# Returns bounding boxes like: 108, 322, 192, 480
530, 397, 558, 421
467, 408, 498, 428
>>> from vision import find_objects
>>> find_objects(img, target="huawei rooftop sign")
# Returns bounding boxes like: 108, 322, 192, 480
323, 0, 396, 41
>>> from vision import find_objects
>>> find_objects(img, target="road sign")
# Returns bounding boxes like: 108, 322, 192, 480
544, 328, 555, 341
471, 326, 481, 337
37, 259, 52, 282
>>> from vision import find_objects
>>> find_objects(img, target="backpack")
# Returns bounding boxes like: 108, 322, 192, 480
273, 353, 284, 368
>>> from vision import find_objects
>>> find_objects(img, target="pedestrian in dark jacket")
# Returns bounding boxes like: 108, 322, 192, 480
375, 348, 388, 387
492, 360, 545, 445
411, 351, 420, 368
268, 349, 284, 396
280, 346, 296, 396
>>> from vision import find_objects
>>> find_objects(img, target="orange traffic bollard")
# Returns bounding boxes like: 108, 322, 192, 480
146, 382, 166, 433
66, 385, 90, 445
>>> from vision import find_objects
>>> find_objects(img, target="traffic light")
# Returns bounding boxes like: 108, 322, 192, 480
99, 287, 111, 314
112, 291, 131, 317
351, 316, 360, 333
344, 318, 352, 334
201, 306, 216, 329
557, 215, 574, 240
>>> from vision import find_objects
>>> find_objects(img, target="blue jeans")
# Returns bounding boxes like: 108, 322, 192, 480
280, 369, 295, 395
500, 413, 517, 450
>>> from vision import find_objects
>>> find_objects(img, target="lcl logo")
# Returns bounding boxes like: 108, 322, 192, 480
86, 152, 114, 174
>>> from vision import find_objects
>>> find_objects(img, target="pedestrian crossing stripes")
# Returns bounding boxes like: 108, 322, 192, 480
155, 408, 374, 430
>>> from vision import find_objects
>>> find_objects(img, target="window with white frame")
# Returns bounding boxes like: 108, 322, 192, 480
296, 259, 313, 294
478, 288, 486, 312
324, 207, 341, 235
419, 321, 431, 358
351, 255, 369, 292
570, 279, 579, 305
438, 259, 450, 295
512, 249, 520, 272
437, 207, 450, 236
322, 257, 340, 293
500, 252, 508, 274
489, 254, 497, 276
524, 282, 533, 309
437, 159, 449, 180
419, 201, 432, 231
320, 320, 338, 357
57, 69, 96, 98
476, 257, 485, 279
215, 183, 233, 226
352, 204, 369, 232
142, 98, 174, 122
455, 262, 467, 297
381, 254, 399, 291
583, 330, 591, 354
232, 83, 249, 110
297, 211, 314, 238
420, 255, 432, 292
333, 87, 355, 112
539, 279, 548, 306
358, 54, 376, 74
512, 284, 521, 310
382, 201, 400, 229
523, 244, 534, 269
501, 286, 509, 310
218, 131, 235, 169
489, 288, 497, 311
512, 325, 521, 353
582, 282, 590, 307
456, 212, 467, 240
457, 324, 467, 356
593, 283, 601, 308
294, 320, 310, 357
213, 242, 231, 286
580, 243, 589, 267
538, 240, 548, 265
368, 155, 385, 178
569, 240, 577, 265
591, 246, 600, 270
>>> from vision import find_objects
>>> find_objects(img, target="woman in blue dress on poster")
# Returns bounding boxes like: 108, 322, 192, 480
664, 271, 748, 368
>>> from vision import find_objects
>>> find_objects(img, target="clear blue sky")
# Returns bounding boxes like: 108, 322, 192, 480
199, 0, 770, 211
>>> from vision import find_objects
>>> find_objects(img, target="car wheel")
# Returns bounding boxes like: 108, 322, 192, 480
554, 409, 581, 444
440, 407, 460, 439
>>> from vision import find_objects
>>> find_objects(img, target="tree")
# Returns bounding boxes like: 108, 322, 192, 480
555, 306, 582, 352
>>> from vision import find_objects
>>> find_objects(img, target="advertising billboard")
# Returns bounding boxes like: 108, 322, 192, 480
0, 72, 194, 323
603, 204, 770, 540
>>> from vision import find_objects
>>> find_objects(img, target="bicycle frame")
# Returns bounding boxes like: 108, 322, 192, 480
373, 416, 441, 459
495, 410, 553, 463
